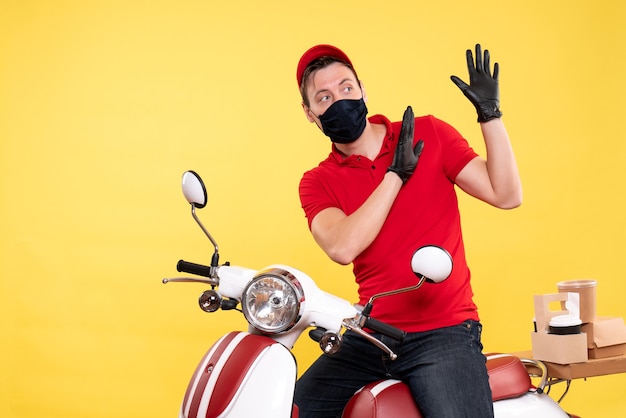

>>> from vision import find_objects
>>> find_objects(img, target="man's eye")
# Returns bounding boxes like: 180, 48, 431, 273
319, 95, 330, 102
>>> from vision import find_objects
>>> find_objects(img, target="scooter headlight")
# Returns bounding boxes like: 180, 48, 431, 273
241, 268, 304, 334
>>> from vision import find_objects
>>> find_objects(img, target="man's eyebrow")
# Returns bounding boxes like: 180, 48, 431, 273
313, 78, 354, 97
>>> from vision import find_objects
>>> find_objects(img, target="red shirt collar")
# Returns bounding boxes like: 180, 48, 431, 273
329, 114, 394, 164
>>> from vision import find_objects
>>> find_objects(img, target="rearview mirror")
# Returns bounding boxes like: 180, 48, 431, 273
411, 245, 453, 283
182, 170, 207, 208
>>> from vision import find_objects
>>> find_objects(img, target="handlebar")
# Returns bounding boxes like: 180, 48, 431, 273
338, 312, 407, 360
177, 259, 212, 277
363, 317, 407, 342
174, 259, 406, 356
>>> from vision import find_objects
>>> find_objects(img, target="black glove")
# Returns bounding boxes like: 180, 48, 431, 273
450, 44, 502, 123
387, 106, 424, 184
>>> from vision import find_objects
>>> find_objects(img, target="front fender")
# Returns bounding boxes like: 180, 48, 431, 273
181, 331, 296, 418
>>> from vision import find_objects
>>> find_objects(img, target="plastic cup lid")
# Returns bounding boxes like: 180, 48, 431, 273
549, 314, 582, 327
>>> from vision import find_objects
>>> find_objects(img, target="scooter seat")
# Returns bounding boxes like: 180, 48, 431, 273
485, 353, 532, 401
341, 353, 532, 418
341, 379, 423, 418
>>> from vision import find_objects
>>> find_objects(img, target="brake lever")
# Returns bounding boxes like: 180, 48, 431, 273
162, 277, 219, 286
342, 318, 398, 360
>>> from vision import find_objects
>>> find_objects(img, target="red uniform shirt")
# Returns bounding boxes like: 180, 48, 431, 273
299, 114, 480, 332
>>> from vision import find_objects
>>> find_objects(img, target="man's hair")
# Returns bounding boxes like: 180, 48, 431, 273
299, 57, 359, 107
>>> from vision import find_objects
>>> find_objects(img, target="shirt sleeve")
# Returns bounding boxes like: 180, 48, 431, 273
429, 116, 478, 180
299, 169, 334, 230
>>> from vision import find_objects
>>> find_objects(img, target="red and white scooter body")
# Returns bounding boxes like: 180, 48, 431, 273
175, 264, 357, 418
180, 331, 297, 418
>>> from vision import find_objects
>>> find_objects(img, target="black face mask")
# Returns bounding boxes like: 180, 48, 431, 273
317, 98, 368, 144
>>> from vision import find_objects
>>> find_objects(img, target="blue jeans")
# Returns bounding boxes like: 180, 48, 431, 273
294, 320, 493, 418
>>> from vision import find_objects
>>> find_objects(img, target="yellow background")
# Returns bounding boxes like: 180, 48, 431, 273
2, 0, 625, 416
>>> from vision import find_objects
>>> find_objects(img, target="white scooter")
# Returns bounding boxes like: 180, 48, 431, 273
163, 170, 579, 418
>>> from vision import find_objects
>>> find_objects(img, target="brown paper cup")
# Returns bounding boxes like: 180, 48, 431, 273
557, 279, 597, 323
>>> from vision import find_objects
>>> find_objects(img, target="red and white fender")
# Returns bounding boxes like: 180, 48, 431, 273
180, 331, 297, 418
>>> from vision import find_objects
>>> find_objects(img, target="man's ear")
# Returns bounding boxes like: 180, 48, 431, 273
302, 102, 316, 123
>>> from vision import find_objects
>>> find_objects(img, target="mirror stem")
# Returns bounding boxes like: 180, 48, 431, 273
366, 276, 426, 308
191, 204, 220, 267
358, 275, 425, 330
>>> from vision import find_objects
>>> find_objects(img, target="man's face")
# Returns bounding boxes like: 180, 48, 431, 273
303, 62, 363, 124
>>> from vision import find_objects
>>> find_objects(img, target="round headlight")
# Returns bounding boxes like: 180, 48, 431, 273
241, 268, 304, 333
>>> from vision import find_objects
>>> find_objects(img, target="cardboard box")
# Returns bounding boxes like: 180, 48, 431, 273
581, 316, 626, 359
513, 350, 626, 380
545, 353, 626, 379
530, 293, 588, 365
530, 332, 588, 364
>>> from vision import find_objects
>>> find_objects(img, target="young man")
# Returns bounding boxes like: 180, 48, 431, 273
294, 44, 522, 417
